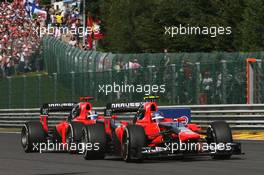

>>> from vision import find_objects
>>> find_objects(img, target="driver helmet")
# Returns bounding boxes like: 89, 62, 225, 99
87, 110, 98, 120
152, 111, 164, 122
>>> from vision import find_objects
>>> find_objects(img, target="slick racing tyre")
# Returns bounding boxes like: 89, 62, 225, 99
66, 122, 84, 154
21, 121, 47, 153
206, 121, 233, 160
122, 125, 146, 163
82, 123, 106, 160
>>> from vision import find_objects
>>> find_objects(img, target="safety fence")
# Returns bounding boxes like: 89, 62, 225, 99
1, 37, 264, 108
0, 62, 249, 108
43, 36, 264, 74
41, 36, 264, 105
1, 104, 264, 130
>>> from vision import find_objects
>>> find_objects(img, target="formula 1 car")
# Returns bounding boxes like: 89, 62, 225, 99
21, 97, 106, 153
81, 96, 242, 162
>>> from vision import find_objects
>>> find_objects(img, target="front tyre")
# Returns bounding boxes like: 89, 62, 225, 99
206, 121, 233, 159
66, 122, 84, 154
122, 125, 146, 163
82, 123, 106, 160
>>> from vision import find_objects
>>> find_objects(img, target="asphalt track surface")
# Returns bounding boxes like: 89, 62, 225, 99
0, 133, 263, 175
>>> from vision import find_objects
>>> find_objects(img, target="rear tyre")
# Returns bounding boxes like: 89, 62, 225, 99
82, 123, 106, 160
122, 125, 146, 163
21, 121, 47, 153
66, 122, 84, 154
206, 121, 233, 160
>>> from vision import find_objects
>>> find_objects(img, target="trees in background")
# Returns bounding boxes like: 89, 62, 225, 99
240, 0, 264, 51
5, 0, 264, 53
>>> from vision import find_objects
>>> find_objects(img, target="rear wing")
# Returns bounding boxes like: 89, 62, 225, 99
105, 102, 145, 115
80, 96, 94, 101
40, 103, 76, 115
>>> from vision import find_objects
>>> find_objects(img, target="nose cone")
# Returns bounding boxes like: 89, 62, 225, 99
179, 131, 201, 142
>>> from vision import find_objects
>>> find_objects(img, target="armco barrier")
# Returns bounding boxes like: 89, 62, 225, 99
0, 104, 264, 130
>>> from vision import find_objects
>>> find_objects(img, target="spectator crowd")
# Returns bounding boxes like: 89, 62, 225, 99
44, 3, 89, 49
0, 1, 44, 78
0, 1, 87, 78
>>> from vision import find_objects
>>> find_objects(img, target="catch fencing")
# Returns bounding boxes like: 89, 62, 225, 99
1, 36, 264, 108
41, 37, 264, 105
0, 64, 248, 108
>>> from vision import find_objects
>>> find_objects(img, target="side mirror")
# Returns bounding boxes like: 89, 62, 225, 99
175, 116, 189, 126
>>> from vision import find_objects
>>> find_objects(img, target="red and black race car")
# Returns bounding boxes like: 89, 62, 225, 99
81, 96, 242, 162
21, 97, 107, 153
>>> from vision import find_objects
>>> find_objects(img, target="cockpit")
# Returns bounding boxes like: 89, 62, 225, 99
86, 110, 98, 120
151, 111, 165, 123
